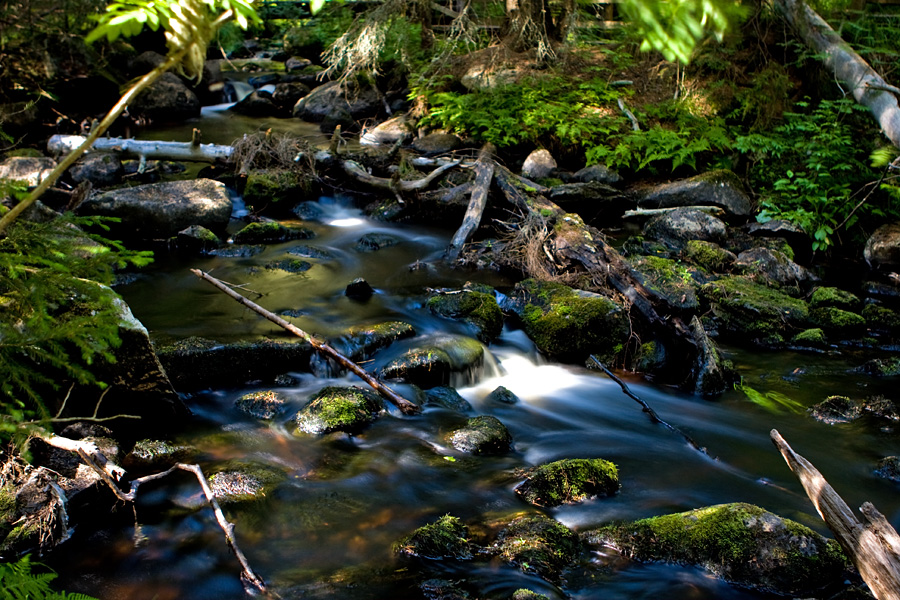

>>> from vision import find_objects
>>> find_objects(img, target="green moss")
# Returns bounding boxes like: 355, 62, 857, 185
863, 304, 900, 331
684, 240, 733, 272
395, 514, 472, 559
233, 221, 314, 244
810, 287, 860, 311
511, 590, 550, 600
632, 340, 667, 373
207, 461, 286, 505
294, 386, 384, 435
516, 458, 619, 507
494, 514, 580, 580
244, 170, 311, 204
265, 258, 312, 273
427, 290, 503, 342
860, 357, 900, 377
791, 328, 827, 347
700, 276, 808, 342
630, 255, 700, 311
537, 177, 565, 188
810, 307, 865, 337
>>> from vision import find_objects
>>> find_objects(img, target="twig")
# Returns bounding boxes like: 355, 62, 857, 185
191, 269, 420, 415
836, 168, 889, 232
618, 97, 640, 131
588, 355, 710, 456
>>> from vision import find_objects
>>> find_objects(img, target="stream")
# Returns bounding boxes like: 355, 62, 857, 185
45, 106, 900, 600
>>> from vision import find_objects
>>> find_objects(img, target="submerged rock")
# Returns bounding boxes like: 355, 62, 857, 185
345, 277, 375, 300
355, 232, 400, 252
235, 390, 288, 420
380, 334, 485, 388
809, 395, 862, 424
491, 514, 580, 580
293, 386, 384, 435
427, 288, 503, 343
332, 321, 416, 362
515, 458, 619, 507
233, 221, 314, 244
586, 502, 847, 595
875, 456, 900, 482
424, 386, 472, 412
265, 258, 312, 273
207, 461, 285, 505
395, 514, 472, 560
123, 439, 195, 472
448, 415, 513, 455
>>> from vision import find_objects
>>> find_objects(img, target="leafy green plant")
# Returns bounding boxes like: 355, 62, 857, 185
0, 555, 96, 600
734, 381, 804, 414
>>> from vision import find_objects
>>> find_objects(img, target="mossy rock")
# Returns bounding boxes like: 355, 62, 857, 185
207, 461, 286, 505
515, 458, 619, 507
395, 514, 472, 560
448, 415, 513, 455
355, 232, 400, 252
287, 244, 335, 259
631, 340, 668, 373
683, 240, 735, 272
699, 276, 809, 344
875, 456, 900, 482
587, 502, 847, 595
427, 290, 503, 343
808, 395, 861, 424
233, 221, 315, 244
791, 328, 828, 348
809, 307, 865, 337
859, 357, 900, 377
243, 170, 312, 205
294, 386, 384, 435
123, 439, 195, 471
863, 303, 900, 332
810, 287, 861, 311
235, 390, 288, 420
208, 244, 265, 258
265, 258, 313, 273
628, 255, 701, 312
513, 279, 629, 363
380, 334, 484, 388
424, 386, 472, 412
492, 514, 580, 580
332, 321, 416, 362
511, 590, 550, 600
176, 225, 221, 253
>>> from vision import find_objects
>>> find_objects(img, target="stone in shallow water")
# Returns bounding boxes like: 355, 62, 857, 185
808, 395, 861, 424
233, 221, 315, 244
355, 232, 399, 252
395, 514, 472, 560
380, 334, 484, 388
235, 390, 288, 420
206, 461, 286, 505
424, 386, 472, 412
448, 415, 512, 455
491, 514, 579, 581
515, 458, 619, 507
265, 258, 312, 273
208, 244, 264, 258
345, 277, 375, 300
293, 385, 384, 435
123, 439, 195, 472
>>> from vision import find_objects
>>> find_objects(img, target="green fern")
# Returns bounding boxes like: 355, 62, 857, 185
0, 555, 97, 600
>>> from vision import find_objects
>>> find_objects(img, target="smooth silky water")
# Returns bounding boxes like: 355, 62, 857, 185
47, 119, 900, 599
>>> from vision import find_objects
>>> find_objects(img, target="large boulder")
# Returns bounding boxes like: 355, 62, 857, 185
521, 149, 557, 179
78, 179, 232, 239
586, 503, 847, 596
643, 207, 727, 250
69, 153, 123, 187
293, 80, 383, 123
130, 72, 201, 122
0, 156, 56, 188
865, 223, 900, 268
638, 170, 754, 217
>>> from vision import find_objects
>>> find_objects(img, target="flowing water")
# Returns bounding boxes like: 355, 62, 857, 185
46, 112, 900, 599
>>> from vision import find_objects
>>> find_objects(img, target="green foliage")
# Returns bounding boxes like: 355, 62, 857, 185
0, 555, 96, 600
734, 381, 803, 413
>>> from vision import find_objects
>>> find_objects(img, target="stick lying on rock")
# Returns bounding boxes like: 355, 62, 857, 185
191, 269, 420, 415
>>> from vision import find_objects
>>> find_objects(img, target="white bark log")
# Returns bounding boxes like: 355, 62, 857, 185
48, 135, 234, 163
447, 143, 495, 262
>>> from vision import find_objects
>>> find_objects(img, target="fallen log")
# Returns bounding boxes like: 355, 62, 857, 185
48, 134, 234, 163
447, 143, 495, 262
774, 0, 900, 149
191, 269, 420, 415
340, 158, 461, 194
771, 429, 900, 600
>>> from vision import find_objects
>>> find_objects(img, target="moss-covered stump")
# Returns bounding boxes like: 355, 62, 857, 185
425, 386, 473, 412
233, 221, 315, 244
699, 276, 809, 345
628, 256, 701, 312
294, 386, 384, 435
395, 514, 472, 560
509, 279, 629, 363
683, 240, 735, 273
332, 321, 416, 362
207, 461, 286, 505
491, 514, 581, 580
810, 307, 866, 338
235, 390, 289, 420
427, 289, 503, 343
123, 439, 195, 472
380, 335, 485, 388
243, 170, 312, 205
515, 458, 619, 507
586, 503, 847, 595
810, 287, 861, 312
448, 415, 513, 455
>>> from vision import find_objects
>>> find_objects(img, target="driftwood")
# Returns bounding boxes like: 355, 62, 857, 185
48, 134, 234, 163
775, 0, 900, 149
771, 429, 900, 600
340, 158, 461, 194
623, 205, 726, 218
191, 269, 420, 415
447, 143, 495, 262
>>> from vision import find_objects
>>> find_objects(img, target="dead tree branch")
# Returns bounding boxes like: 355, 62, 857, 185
447, 143, 495, 262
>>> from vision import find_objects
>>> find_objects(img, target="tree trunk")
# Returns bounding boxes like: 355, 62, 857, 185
774, 0, 900, 149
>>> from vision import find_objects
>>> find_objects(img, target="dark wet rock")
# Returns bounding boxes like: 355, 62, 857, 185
875, 456, 900, 481
176, 225, 221, 253
69, 153, 123, 187
361, 113, 413, 146
243, 169, 313, 205
292, 200, 325, 221
683, 240, 736, 272
863, 303, 900, 332
862, 395, 900, 420
293, 80, 383, 122
287, 244, 334, 259
639, 170, 753, 217
207, 461, 285, 505
631, 339, 667, 374
424, 386, 472, 412
355, 232, 400, 252
231, 90, 279, 117
0, 156, 56, 187
515, 458, 619, 507
420, 579, 471, 600
332, 321, 417, 362
485, 386, 519, 404
247, 73, 280, 88
345, 277, 375, 300
156, 337, 313, 390
747, 219, 809, 263
810, 287, 861, 311
643, 208, 727, 250
123, 439, 195, 472
293, 385, 384, 435
235, 390, 288, 420
79, 179, 232, 239
427, 288, 503, 343
395, 514, 472, 559
285, 56, 313, 71
865, 223, 900, 268
412, 133, 463, 155
272, 82, 310, 110
574, 163, 620, 184
131, 72, 200, 122
621, 235, 672, 259
809, 395, 862, 424
859, 357, 900, 377
320, 107, 354, 134
791, 328, 829, 348
521, 149, 557, 179
628, 255, 701, 312
265, 258, 312, 273
735, 247, 815, 292
690, 315, 734, 397
208, 244, 264, 258
492, 514, 580, 580
547, 182, 631, 218
233, 221, 314, 244
448, 415, 512, 455
511, 591, 549, 600
508, 279, 629, 364
380, 334, 484, 388
699, 276, 809, 345
586, 502, 847, 595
